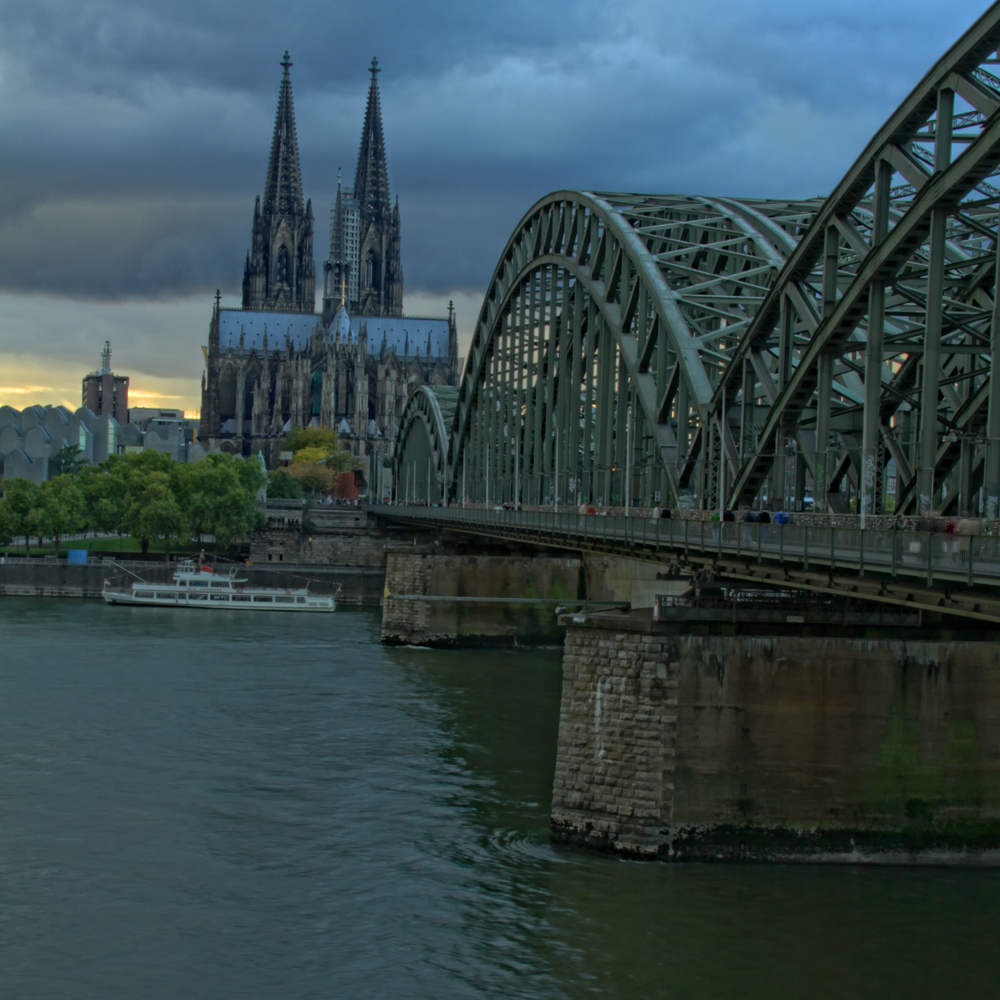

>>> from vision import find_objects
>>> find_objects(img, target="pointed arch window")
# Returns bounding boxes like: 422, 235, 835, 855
365, 250, 376, 288
277, 246, 290, 285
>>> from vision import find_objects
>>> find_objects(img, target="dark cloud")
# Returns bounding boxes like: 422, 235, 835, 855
0, 0, 986, 302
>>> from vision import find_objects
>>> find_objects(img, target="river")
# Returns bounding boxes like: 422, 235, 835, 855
1, 598, 997, 998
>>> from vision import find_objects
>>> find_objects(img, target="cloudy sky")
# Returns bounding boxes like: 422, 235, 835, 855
0, 0, 987, 414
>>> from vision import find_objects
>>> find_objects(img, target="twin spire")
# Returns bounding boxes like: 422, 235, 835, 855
244, 52, 401, 317
264, 52, 390, 229
354, 57, 392, 229
263, 50, 304, 219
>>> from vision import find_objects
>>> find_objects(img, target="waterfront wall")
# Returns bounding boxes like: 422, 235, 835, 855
552, 620, 1000, 862
251, 505, 390, 569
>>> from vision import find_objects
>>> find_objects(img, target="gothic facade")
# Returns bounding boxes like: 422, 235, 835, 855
201, 54, 458, 475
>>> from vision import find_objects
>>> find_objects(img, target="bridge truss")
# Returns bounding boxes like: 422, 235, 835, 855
397, 5, 1000, 519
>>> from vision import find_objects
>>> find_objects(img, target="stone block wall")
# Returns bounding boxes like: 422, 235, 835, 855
381, 551, 583, 646
552, 622, 1000, 862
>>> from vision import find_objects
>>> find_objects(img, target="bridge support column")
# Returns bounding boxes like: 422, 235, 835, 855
380, 550, 584, 646
552, 614, 1000, 861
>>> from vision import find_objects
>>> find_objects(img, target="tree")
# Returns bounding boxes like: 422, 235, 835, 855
232, 453, 268, 502
49, 445, 86, 477
281, 426, 359, 472
267, 469, 305, 499
282, 427, 341, 455
326, 446, 359, 474
186, 454, 262, 555
1, 478, 42, 555
38, 475, 85, 557
290, 445, 331, 466
121, 471, 188, 559
79, 463, 129, 541
288, 461, 336, 497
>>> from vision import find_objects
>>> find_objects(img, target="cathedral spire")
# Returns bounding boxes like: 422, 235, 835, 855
263, 51, 304, 219
243, 52, 315, 313
354, 57, 391, 230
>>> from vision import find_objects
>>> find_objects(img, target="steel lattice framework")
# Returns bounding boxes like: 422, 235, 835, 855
398, 5, 1000, 519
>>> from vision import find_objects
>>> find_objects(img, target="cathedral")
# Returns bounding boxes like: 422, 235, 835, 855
200, 53, 458, 477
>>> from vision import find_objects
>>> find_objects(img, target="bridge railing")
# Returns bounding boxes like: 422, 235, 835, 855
381, 507, 1000, 590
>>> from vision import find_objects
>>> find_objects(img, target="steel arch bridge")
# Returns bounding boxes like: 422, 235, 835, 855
398, 5, 1000, 521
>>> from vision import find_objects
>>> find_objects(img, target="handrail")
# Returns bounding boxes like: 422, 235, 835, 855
372, 506, 1000, 592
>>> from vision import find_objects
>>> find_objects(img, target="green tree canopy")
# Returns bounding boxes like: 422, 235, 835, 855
38, 474, 86, 557
266, 469, 305, 500
49, 445, 86, 477
282, 427, 340, 454
79, 462, 129, 536
121, 470, 188, 559
2, 449, 267, 559
1, 478, 42, 555
282, 427, 359, 472
288, 461, 336, 497
186, 454, 263, 553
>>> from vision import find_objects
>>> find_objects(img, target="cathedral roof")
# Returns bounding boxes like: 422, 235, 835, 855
217, 308, 451, 359
354, 57, 391, 229
263, 52, 304, 219
352, 316, 451, 359
218, 309, 319, 352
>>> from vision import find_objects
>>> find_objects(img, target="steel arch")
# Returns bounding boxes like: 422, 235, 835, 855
713, 3, 1000, 519
415, 3, 1000, 521
394, 385, 458, 503
446, 191, 823, 509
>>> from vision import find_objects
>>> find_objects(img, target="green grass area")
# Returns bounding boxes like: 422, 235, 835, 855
1, 536, 203, 557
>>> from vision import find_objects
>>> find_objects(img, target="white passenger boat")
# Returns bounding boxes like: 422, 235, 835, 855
102, 560, 337, 612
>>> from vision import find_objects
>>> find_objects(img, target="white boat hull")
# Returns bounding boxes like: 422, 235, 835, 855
102, 590, 335, 611
102, 561, 337, 612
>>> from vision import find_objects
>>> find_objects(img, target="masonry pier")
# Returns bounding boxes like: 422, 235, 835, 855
551, 598, 1000, 863
379, 547, 687, 646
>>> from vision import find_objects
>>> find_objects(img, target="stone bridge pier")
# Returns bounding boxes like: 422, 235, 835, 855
377, 525, 1000, 863
379, 546, 687, 646
551, 608, 1000, 863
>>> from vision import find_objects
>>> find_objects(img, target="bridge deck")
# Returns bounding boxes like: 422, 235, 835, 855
373, 507, 1000, 624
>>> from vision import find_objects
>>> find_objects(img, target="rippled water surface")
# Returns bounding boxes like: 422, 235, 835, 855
2, 598, 999, 998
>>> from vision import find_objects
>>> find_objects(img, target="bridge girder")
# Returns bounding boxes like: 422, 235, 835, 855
441, 191, 822, 509
398, 4, 1000, 519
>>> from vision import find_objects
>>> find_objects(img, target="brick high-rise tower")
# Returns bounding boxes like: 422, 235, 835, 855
242, 52, 316, 313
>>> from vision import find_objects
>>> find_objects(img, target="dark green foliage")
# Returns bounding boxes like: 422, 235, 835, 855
266, 469, 306, 499
49, 445, 87, 477
0, 451, 267, 556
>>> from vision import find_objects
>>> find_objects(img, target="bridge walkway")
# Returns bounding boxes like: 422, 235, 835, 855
372, 507, 1000, 624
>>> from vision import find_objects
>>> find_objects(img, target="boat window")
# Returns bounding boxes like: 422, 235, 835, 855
137, 590, 154, 598
232, 595, 251, 602
211, 581, 229, 588
253, 596, 273, 603
296, 597, 305, 604
274, 596, 293, 604
189, 580, 208, 587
